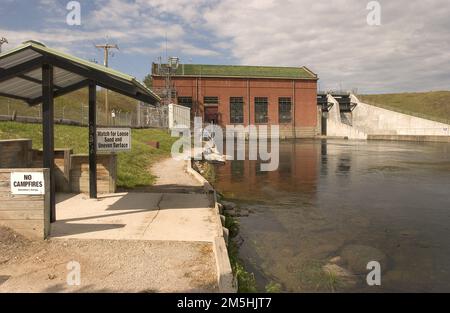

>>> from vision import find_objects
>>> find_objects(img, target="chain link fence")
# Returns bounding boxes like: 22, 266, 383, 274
0, 99, 169, 129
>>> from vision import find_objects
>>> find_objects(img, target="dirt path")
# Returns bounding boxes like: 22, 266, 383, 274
130, 157, 204, 193
0, 226, 217, 293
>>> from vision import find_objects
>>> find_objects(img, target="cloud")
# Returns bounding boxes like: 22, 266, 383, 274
201, 0, 450, 93
2, 0, 450, 93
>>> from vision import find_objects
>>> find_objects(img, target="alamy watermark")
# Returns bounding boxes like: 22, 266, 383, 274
367, 1, 381, 26
66, 260, 81, 286
171, 117, 280, 172
366, 261, 381, 286
66, 1, 81, 26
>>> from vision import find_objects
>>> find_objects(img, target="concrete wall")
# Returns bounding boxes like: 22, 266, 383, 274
0, 168, 50, 239
168, 103, 191, 129
351, 95, 450, 136
327, 119, 367, 140
153, 76, 319, 138
326, 94, 367, 139
0, 139, 33, 168
70, 154, 117, 194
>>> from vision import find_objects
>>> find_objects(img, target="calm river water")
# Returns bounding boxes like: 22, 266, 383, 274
213, 139, 450, 292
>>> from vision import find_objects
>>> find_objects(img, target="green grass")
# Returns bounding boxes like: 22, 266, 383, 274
359, 91, 450, 124
0, 121, 176, 188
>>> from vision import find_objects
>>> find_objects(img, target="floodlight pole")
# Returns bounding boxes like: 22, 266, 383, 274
95, 43, 118, 125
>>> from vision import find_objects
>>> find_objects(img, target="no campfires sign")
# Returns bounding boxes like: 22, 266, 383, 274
97, 128, 131, 152
10, 172, 45, 195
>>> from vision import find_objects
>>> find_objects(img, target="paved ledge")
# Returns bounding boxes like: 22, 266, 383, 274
368, 134, 450, 143
187, 159, 238, 293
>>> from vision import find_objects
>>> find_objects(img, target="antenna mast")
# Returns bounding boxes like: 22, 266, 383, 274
0, 37, 8, 53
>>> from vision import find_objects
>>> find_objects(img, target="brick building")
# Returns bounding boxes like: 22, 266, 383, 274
151, 63, 319, 138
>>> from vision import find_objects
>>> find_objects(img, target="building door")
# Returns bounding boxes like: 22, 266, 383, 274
204, 106, 219, 124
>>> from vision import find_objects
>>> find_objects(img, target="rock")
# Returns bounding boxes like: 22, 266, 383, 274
0, 257, 9, 264
224, 208, 237, 217
221, 201, 237, 210
217, 203, 224, 214
222, 227, 229, 246
47, 274, 57, 280
220, 215, 226, 226
341, 244, 387, 274
329, 256, 345, 266
237, 208, 249, 217
322, 264, 357, 288
234, 235, 244, 248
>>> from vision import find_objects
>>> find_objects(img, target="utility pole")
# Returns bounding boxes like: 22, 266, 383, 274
95, 43, 119, 125
0, 37, 8, 53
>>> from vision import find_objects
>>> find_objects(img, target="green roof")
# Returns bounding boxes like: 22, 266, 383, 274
1, 40, 160, 102
154, 64, 317, 80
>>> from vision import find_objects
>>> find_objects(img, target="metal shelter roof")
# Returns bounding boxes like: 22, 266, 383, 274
0, 40, 160, 105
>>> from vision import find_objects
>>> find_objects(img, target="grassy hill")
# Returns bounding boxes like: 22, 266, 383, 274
0, 88, 139, 122
359, 91, 450, 124
0, 121, 176, 188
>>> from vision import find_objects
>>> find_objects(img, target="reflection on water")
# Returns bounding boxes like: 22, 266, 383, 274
213, 139, 450, 292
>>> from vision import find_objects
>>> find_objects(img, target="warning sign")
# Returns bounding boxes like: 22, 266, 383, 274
10, 172, 45, 195
97, 128, 131, 152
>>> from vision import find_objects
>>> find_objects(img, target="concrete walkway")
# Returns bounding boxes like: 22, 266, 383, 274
1, 157, 226, 292
51, 192, 221, 242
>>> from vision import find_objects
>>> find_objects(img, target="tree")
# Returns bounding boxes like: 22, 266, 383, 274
143, 74, 152, 89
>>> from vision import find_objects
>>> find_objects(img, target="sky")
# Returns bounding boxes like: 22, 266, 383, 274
0, 0, 449, 94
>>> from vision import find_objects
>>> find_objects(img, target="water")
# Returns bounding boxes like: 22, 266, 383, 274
213, 139, 450, 292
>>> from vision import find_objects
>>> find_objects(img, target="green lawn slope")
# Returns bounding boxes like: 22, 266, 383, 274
0, 121, 176, 188
359, 91, 450, 124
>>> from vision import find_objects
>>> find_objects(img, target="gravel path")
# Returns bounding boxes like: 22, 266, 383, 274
0, 226, 218, 293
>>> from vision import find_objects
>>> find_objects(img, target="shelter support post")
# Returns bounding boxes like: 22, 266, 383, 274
42, 64, 55, 222
89, 81, 97, 199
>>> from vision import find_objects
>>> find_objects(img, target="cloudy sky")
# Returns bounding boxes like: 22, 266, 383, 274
0, 0, 448, 93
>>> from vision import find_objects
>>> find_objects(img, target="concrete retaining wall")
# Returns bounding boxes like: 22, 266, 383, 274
368, 134, 450, 143
351, 95, 450, 136
327, 119, 367, 140
186, 159, 237, 293
0, 168, 50, 239
326, 94, 368, 139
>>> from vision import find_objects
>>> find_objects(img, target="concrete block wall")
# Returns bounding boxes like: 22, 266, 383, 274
0, 168, 50, 239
